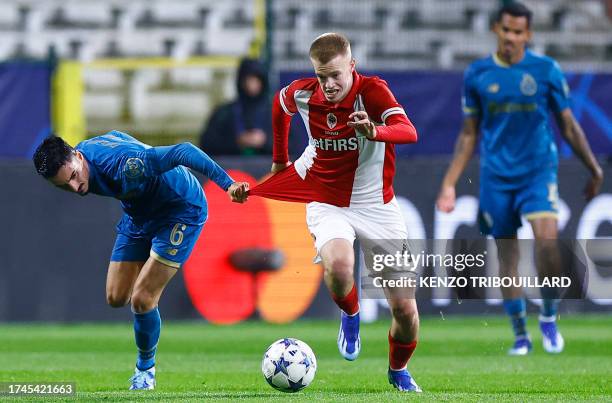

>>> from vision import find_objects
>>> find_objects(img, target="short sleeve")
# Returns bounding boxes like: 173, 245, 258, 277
462, 66, 480, 117
362, 77, 407, 125
548, 61, 571, 113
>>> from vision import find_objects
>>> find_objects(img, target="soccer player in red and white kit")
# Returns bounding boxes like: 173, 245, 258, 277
271, 33, 421, 392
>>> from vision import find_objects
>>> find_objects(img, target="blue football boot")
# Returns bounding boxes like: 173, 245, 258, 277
129, 367, 155, 390
539, 315, 564, 354
388, 367, 422, 392
337, 311, 360, 361
508, 335, 532, 356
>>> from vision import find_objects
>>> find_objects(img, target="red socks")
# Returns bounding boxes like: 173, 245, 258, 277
388, 332, 417, 370
332, 284, 417, 370
331, 284, 359, 316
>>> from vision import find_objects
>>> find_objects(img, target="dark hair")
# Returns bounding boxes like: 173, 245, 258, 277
309, 33, 351, 64
496, 2, 532, 28
33, 135, 74, 178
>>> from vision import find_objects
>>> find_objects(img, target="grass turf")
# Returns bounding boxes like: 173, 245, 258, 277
0, 315, 611, 402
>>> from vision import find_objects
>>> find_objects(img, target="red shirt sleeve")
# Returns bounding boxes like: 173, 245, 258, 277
362, 77, 418, 144
272, 82, 299, 163
374, 114, 418, 144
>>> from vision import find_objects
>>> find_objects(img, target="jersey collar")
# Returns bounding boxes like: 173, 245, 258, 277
492, 50, 528, 68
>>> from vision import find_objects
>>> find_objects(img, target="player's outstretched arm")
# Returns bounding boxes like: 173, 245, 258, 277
148, 143, 235, 191
436, 117, 479, 213
556, 109, 604, 200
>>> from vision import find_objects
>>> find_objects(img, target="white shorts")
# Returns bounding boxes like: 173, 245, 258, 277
306, 197, 409, 267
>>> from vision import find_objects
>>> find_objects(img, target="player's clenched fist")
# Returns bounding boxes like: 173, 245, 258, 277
227, 182, 249, 203
348, 111, 377, 139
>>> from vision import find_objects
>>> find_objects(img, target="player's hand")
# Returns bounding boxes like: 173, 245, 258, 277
584, 168, 604, 201
436, 185, 456, 213
271, 161, 292, 174
348, 111, 377, 140
227, 182, 249, 203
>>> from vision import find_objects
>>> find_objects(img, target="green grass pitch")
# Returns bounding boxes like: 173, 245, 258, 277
1, 315, 611, 402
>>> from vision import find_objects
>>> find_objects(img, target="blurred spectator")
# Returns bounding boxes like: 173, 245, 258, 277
199, 58, 273, 156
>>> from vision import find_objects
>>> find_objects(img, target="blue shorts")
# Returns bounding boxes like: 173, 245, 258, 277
111, 214, 203, 268
478, 169, 558, 237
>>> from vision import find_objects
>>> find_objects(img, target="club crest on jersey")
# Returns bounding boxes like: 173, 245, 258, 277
124, 157, 145, 179
520, 73, 537, 96
326, 113, 337, 129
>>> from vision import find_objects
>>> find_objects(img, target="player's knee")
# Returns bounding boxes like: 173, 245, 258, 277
324, 255, 354, 281
106, 292, 130, 308
130, 292, 156, 313
390, 300, 419, 324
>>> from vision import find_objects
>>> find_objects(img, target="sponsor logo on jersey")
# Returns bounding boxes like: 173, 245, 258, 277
487, 83, 500, 93
311, 137, 359, 151
487, 102, 537, 114
520, 73, 537, 96
327, 113, 337, 129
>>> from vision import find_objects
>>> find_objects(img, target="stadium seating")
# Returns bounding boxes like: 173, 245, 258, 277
270, 0, 612, 70
0, 0, 609, 69
1, 0, 609, 142
0, 0, 256, 60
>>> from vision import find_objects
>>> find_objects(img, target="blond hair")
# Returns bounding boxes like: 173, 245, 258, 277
309, 33, 351, 64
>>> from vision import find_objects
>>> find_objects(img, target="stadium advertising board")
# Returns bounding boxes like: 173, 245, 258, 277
5, 158, 608, 322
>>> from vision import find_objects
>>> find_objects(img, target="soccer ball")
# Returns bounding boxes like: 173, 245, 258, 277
261, 338, 317, 393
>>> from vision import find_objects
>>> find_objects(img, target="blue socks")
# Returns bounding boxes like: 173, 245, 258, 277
133, 306, 161, 371
540, 287, 559, 319
503, 298, 527, 337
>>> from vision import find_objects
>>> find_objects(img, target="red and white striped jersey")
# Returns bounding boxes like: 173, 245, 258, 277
257, 71, 417, 208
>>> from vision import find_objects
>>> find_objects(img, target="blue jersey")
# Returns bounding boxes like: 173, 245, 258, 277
463, 50, 571, 181
76, 131, 233, 228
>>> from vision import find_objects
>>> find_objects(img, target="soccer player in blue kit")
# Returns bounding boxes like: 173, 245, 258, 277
33, 131, 249, 389
436, 2, 603, 355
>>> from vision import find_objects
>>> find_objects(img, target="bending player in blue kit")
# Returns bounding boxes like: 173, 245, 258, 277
436, 3, 602, 355
33, 131, 249, 390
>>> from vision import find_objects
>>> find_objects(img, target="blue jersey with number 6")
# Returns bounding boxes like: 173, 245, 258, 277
75, 130, 234, 266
